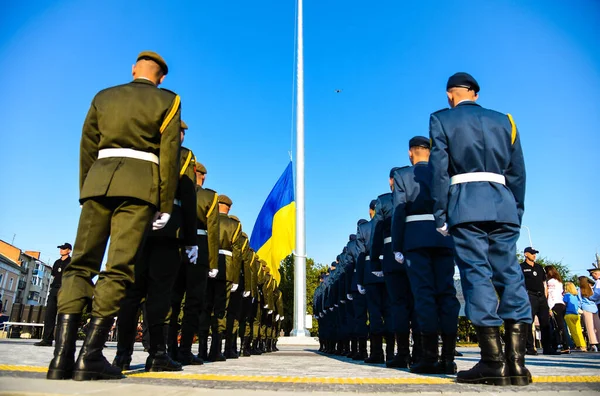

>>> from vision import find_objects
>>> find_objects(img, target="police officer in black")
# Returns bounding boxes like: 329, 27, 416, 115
36, 243, 72, 347
520, 247, 557, 355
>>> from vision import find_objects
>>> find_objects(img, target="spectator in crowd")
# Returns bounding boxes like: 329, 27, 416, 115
545, 266, 570, 354
578, 276, 599, 352
563, 282, 586, 352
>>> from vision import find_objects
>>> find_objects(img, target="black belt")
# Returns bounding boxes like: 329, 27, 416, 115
527, 290, 544, 297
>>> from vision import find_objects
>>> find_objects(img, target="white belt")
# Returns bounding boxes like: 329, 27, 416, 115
384, 237, 392, 244
450, 172, 505, 186
406, 214, 435, 222
98, 148, 159, 165
197, 229, 207, 236
173, 199, 181, 206
365, 256, 370, 261
219, 249, 232, 257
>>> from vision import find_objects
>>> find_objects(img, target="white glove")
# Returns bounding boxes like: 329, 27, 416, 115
264, 304, 269, 308
394, 251, 404, 264
372, 271, 384, 277
347, 294, 353, 301
319, 313, 324, 318
268, 310, 273, 314
208, 269, 218, 278
231, 283, 239, 292
152, 212, 171, 230
185, 246, 198, 264
243, 291, 251, 298
357, 284, 366, 295
334, 304, 339, 307
329, 307, 334, 311
280, 316, 284, 321
340, 300, 346, 304
276, 314, 280, 321
436, 223, 449, 237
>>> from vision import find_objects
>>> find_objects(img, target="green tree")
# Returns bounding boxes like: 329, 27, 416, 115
278, 254, 327, 336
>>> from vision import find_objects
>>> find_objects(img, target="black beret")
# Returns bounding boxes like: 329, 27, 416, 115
389, 167, 402, 178
409, 136, 430, 149
369, 199, 377, 210
349, 234, 357, 241
447, 72, 479, 93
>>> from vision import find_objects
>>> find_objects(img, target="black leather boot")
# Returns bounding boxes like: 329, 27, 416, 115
437, 334, 457, 374
72, 317, 123, 381
207, 333, 226, 362
387, 333, 411, 369
146, 344, 183, 372
319, 339, 325, 352
266, 339, 273, 353
251, 338, 263, 355
47, 314, 81, 380
225, 332, 239, 359
504, 322, 532, 386
411, 332, 422, 366
385, 334, 396, 364
354, 337, 368, 360
364, 334, 385, 364
272, 339, 279, 352
242, 336, 252, 357
457, 327, 510, 386
410, 333, 439, 373
112, 345, 133, 371
197, 334, 208, 361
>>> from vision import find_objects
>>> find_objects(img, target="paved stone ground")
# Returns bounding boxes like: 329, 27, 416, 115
0, 339, 599, 395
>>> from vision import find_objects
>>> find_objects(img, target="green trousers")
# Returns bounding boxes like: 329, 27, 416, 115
58, 197, 154, 317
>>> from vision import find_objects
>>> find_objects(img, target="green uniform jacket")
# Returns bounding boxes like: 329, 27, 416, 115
80, 78, 181, 214
275, 289, 283, 317
250, 255, 260, 298
218, 213, 243, 283
151, 146, 197, 243
263, 275, 275, 309
196, 186, 219, 269
238, 233, 254, 292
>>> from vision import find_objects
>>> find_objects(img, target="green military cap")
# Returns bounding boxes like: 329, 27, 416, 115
194, 158, 207, 174
218, 194, 233, 207
229, 215, 240, 222
181, 120, 188, 130
137, 51, 168, 75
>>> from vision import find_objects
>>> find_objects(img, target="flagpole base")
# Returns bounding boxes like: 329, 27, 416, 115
290, 328, 311, 337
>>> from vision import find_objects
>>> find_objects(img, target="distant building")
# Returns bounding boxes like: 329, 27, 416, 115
0, 240, 53, 308
0, 253, 25, 314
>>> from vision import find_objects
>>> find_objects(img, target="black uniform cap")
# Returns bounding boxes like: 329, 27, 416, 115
369, 200, 377, 210
447, 72, 480, 93
409, 136, 430, 149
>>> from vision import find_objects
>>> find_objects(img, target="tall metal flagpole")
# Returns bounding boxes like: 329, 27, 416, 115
291, 0, 309, 337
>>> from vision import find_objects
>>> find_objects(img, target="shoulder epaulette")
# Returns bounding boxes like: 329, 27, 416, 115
205, 188, 217, 194
160, 87, 177, 95
432, 108, 449, 115
377, 192, 392, 199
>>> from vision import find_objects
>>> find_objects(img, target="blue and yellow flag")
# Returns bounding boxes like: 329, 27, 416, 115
250, 162, 295, 284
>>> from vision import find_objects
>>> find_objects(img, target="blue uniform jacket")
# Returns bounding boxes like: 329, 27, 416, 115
429, 101, 526, 228
356, 219, 382, 285
343, 237, 359, 292
370, 193, 396, 273
392, 162, 453, 253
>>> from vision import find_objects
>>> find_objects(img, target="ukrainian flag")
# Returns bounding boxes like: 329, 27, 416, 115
250, 162, 295, 284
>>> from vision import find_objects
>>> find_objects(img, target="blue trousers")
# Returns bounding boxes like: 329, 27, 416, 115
451, 222, 532, 327
384, 268, 415, 334
365, 282, 392, 335
352, 291, 369, 338
405, 247, 459, 334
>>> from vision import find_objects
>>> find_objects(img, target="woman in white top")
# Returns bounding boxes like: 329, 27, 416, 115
545, 265, 570, 354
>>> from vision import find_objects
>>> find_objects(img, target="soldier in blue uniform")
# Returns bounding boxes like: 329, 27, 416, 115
371, 177, 419, 368
391, 136, 460, 374
342, 234, 360, 358
429, 72, 531, 386
355, 214, 376, 361
346, 225, 368, 360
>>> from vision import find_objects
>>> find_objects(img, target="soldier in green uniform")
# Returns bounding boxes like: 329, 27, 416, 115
261, 271, 276, 352
240, 247, 257, 356
245, 254, 263, 355
48, 51, 181, 381
168, 160, 219, 365
113, 120, 197, 373
272, 288, 284, 351
225, 230, 253, 358
216, 202, 243, 360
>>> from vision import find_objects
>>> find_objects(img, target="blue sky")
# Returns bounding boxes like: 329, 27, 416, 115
1, 1, 598, 276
